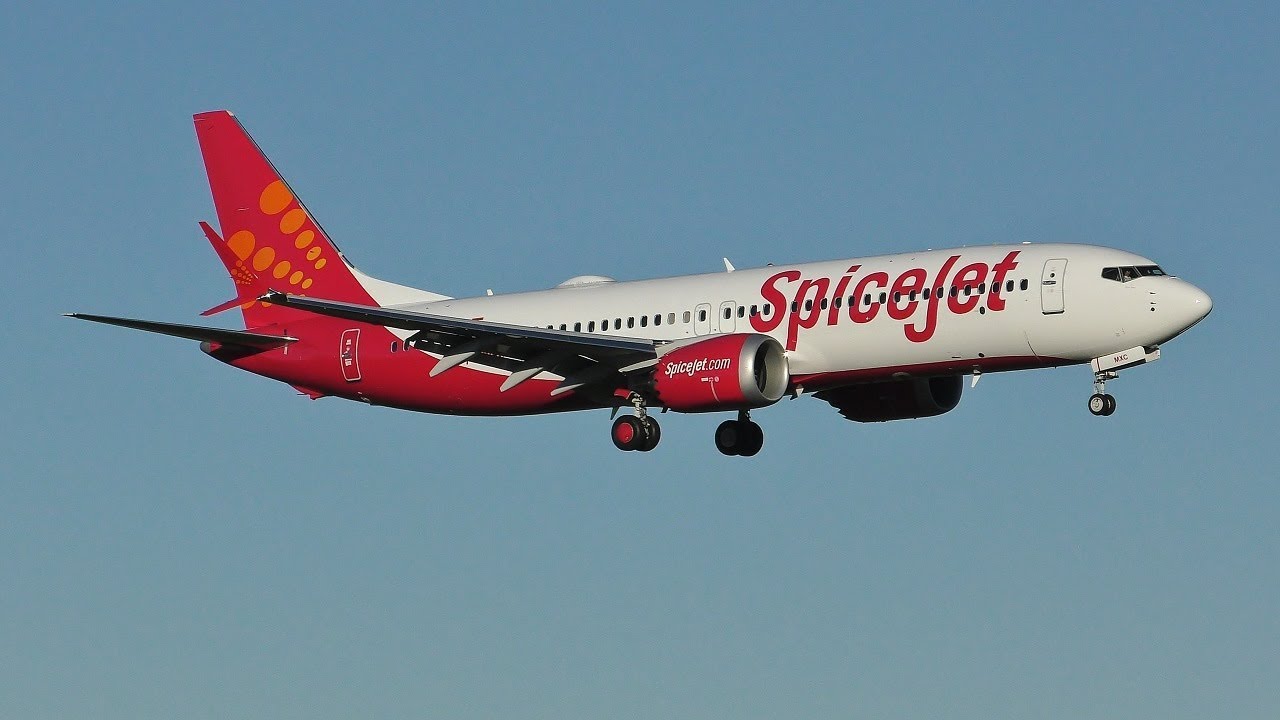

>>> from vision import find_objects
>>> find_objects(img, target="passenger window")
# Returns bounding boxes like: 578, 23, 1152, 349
950, 286, 958, 297
879, 292, 887, 304
737, 305, 745, 317
723, 307, 732, 319
627, 317, 635, 328
668, 312, 676, 324
791, 301, 799, 312
614, 318, 622, 330
1020, 279, 1029, 291
750, 305, 758, 316
683, 311, 691, 323
588, 321, 596, 332
391, 341, 399, 352
979, 283, 986, 294
833, 297, 842, 309
654, 314, 662, 326
1006, 280, 1014, 292
698, 309, 707, 322
559, 324, 567, 330
820, 298, 828, 310
922, 288, 930, 300
574, 322, 581, 332
640, 315, 647, 327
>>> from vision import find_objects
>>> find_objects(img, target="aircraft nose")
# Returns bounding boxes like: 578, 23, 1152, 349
1165, 279, 1213, 333
1188, 284, 1212, 322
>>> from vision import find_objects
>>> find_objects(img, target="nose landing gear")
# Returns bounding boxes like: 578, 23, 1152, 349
1088, 369, 1118, 416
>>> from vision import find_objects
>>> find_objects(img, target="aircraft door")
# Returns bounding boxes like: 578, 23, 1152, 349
1041, 258, 1067, 314
693, 303, 712, 335
340, 328, 362, 381
717, 301, 737, 333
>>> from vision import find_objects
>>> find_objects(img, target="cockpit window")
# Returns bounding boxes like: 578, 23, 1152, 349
1102, 265, 1166, 283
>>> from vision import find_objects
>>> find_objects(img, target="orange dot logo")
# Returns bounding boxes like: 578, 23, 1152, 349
228, 230, 256, 260
279, 208, 307, 234
259, 181, 293, 215
252, 246, 276, 272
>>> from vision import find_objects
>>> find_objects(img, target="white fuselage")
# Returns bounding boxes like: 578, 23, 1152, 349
384, 243, 1211, 390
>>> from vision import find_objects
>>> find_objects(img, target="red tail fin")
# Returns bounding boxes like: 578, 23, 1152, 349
194, 110, 378, 329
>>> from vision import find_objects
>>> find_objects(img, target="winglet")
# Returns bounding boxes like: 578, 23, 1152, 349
723, 257, 736, 273
199, 220, 260, 315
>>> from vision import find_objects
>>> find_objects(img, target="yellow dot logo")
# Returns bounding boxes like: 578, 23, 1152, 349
289, 270, 304, 285
315, 258, 327, 270
273, 260, 291, 279
306, 246, 322, 261
294, 230, 315, 249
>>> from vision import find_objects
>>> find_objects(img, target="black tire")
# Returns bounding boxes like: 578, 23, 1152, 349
714, 420, 740, 456
640, 416, 661, 451
612, 415, 645, 451
1088, 393, 1108, 416
738, 421, 764, 457
1102, 394, 1117, 416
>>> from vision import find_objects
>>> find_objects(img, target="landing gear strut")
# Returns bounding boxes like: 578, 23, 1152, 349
715, 410, 765, 457
611, 394, 660, 452
1088, 370, 1118, 417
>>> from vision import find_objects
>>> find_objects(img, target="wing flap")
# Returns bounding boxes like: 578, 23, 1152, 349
259, 291, 658, 365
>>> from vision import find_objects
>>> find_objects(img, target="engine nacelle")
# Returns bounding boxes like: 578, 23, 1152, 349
816, 375, 963, 422
653, 334, 790, 412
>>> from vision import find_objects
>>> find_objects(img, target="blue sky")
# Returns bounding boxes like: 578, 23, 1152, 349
3, 3, 1277, 718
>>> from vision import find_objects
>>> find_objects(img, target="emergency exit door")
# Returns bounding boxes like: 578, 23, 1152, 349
1041, 259, 1067, 314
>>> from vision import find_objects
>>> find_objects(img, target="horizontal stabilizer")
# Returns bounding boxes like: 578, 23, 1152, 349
65, 313, 296, 349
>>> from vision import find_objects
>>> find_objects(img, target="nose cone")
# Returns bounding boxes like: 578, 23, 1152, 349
1187, 284, 1213, 323
1163, 279, 1213, 338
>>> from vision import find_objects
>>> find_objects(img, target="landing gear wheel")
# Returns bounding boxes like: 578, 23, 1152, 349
715, 419, 765, 456
1088, 393, 1108, 416
1089, 393, 1118, 417
738, 422, 764, 457
611, 415, 645, 451
715, 420, 742, 456
640, 416, 661, 451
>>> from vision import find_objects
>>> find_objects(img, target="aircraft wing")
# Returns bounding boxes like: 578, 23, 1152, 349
260, 291, 661, 393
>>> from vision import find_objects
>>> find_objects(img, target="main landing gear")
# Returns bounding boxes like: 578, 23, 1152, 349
715, 410, 765, 457
1088, 370, 1118, 417
612, 394, 661, 452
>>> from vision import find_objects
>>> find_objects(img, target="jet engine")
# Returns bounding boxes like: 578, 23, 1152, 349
815, 376, 963, 422
653, 334, 789, 412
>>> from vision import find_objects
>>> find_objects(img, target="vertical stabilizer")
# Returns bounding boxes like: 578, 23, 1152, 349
194, 111, 381, 328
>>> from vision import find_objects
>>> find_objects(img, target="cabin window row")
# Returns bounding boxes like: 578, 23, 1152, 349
542, 278, 1032, 333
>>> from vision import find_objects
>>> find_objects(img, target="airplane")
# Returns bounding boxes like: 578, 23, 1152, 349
69, 110, 1213, 456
